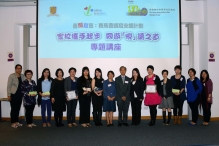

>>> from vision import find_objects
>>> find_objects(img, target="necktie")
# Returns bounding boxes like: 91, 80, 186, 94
122, 76, 125, 84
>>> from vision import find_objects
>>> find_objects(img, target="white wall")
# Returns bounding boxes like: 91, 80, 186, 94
1, 0, 219, 118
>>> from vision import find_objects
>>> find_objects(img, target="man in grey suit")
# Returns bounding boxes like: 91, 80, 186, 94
115, 66, 131, 127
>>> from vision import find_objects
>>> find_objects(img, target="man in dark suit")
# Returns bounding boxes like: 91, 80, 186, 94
115, 66, 131, 127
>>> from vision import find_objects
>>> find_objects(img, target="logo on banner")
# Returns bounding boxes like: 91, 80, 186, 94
84, 5, 106, 16
209, 52, 215, 62
48, 6, 59, 16
8, 52, 14, 62
127, 5, 148, 16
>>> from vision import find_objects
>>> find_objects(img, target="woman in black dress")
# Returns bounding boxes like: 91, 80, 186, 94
91, 68, 104, 126
77, 67, 92, 127
50, 68, 66, 127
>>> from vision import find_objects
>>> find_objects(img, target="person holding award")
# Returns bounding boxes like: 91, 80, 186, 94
50, 68, 66, 127
159, 70, 174, 125
37, 68, 53, 127
170, 65, 186, 125
103, 71, 116, 127
144, 65, 161, 126
21, 70, 37, 128
77, 67, 92, 127
64, 67, 78, 128
115, 66, 131, 127
91, 68, 104, 126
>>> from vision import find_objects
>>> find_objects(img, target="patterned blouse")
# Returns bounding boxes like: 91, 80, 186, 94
21, 79, 37, 106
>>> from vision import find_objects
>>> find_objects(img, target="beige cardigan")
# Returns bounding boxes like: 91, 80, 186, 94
7, 73, 25, 96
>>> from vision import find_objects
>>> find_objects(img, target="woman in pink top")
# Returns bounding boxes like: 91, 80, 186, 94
144, 65, 162, 126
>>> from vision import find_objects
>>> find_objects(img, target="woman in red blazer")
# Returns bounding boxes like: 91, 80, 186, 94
200, 70, 213, 126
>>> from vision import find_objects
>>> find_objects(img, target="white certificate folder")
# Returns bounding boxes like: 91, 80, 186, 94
66, 90, 76, 100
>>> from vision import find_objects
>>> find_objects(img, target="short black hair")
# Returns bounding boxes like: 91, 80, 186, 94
188, 68, 196, 75
174, 65, 182, 70
147, 65, 154, 71
68, 67, 77, 73
55, 68, 64, 77
107, 71, 115, 77
15, 64, 22, 69
162, 69, 168, 75
24, 70, 33, 76
119, 66, 127, 71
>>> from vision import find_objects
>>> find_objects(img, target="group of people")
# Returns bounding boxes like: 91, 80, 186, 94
7, 64, 213, 128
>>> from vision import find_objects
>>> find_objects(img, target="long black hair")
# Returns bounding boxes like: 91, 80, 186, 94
200, 70, 210, 82
81, 66, 91, 82
94, 68, 103, 80
132, 68, 142, 81
40, 68, 52, 81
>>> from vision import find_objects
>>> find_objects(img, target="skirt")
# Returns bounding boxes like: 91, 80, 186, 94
159, 96, 174, 109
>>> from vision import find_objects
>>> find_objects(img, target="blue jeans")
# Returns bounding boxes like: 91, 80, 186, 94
41, 99, 51, 123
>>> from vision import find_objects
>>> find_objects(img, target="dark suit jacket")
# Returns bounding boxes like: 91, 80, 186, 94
130, 78, 144, 100
160, 78, 172, 98
115, 75, 131, 101
143, 74, 161, 95
64, 76, 78, 96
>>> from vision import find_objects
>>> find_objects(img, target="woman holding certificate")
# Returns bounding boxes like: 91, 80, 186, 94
103, 71, 116, 127
200, 70, 213, 126
50, 68, 66, 127
64, 67, 78, 128
144, 65, 161, 126
159, 70, 174, 125
91, 68, 104, 126
21, 70, 37, 128
170, 65, 186, 125
186, 68, 202, 126
77, 67, 92, 127
37, 68, 53, 127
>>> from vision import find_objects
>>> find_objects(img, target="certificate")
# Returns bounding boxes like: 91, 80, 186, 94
66, 90, 76, 100
29, 91, 37, 95
172, 89, 180, 93
42, 91, 50, 96
146, 85, 156, 93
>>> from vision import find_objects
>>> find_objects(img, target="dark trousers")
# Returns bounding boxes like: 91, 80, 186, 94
117, 100, 130, 123
41, 99, 51, 123
188, 98, 199, 123
79, 96, 91, 124
67, 99, 78, 124
202, 101, 212, 123
131, 98, 142, 124
173, 100, 184, 116
92, 96, 103, 112
25, 104, 35, 124
10, 97, 22, 123
54, 111, 63, 124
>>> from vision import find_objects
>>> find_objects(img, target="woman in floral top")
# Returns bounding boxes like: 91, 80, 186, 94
21, 70, 37, 128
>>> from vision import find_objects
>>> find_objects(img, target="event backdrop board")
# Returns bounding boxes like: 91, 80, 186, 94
37, 0, 180, 80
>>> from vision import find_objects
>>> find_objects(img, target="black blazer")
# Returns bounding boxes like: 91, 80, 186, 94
37, 77, 53, 106
160, 78, 172, 98
115, 75, 131, 101
130, 78, 144, 100
143, 74, 161, 95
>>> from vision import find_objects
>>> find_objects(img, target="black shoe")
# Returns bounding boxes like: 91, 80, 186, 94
123, 123, 129, 126
166, 121, 170, 125
99, 122, 103, 126
118, 123, 122, 127
131, 123, 135, 125
110, 123, 114, 126
107, 124, 111, 127
59, 123, 64, 126
149, 121, 155, 126
148, 121, 152, 125
56, 123, 60, 127
95, 122, 99, 126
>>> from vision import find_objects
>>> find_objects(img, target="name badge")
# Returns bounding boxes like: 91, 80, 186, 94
102, 81, 104, 83
161, 82, 163, 85
180, 77, 183, 81
153, 77, 156, 80
108, 84, 111, 87
125, 81, 128, 84
203, 83, 205, 86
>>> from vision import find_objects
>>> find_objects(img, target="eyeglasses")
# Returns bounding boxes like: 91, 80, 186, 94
16, 68, 22, 69
26, 74, 32, 75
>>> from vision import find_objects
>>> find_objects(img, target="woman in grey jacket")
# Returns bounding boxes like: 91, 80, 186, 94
64, 67, 78, 127
7, 64, 25, 128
